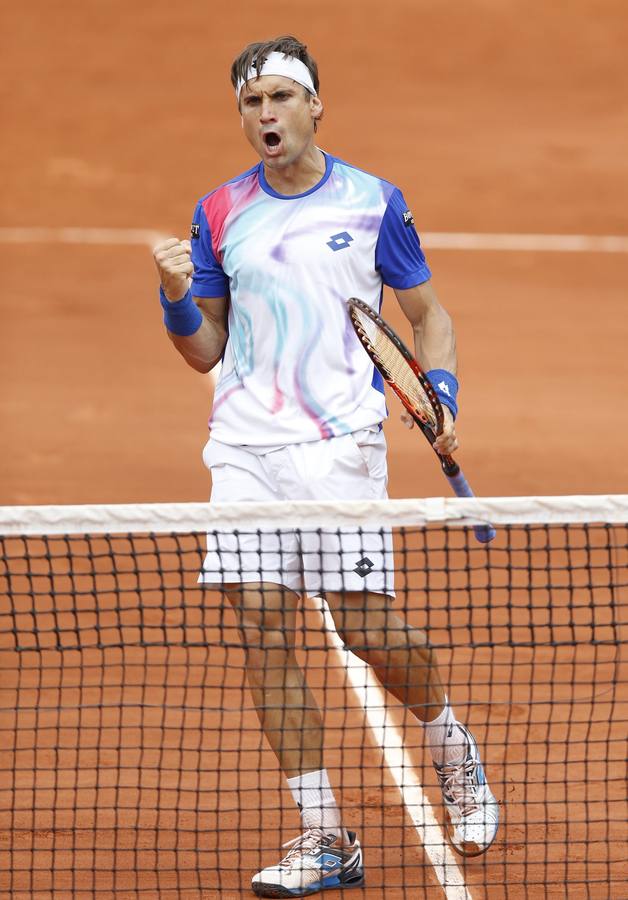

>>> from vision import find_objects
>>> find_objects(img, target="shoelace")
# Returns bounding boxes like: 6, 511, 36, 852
278, 828, 336, 870
438, 757, 481, 817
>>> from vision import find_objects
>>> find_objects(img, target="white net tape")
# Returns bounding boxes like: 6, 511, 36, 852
0, 495, 626, 536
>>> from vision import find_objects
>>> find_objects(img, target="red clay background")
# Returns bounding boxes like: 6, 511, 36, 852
1, 1, 627, 898
2, 0, 627, 503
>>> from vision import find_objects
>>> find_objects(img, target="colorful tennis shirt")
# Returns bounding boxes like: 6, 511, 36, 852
191, 151, 431, 446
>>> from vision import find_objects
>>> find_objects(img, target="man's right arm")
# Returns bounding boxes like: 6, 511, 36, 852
153, 237, 228, 374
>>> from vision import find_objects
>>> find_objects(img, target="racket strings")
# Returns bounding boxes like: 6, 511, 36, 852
353, 311, 438, 429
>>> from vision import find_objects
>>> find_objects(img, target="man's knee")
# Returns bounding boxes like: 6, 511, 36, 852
224, 583, 298, 654
335, 624, 393, 660
329, 599, 429, 662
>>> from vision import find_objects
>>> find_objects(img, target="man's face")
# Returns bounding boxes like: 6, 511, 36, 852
239, 75, 323, 169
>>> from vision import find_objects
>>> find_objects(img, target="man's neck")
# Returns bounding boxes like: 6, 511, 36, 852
263, 146, 326, 196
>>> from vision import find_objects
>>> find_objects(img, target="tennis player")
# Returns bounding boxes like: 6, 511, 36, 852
153, 35, 498, 898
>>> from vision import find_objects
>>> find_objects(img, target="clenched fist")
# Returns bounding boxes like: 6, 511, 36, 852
153, 237, 194, 302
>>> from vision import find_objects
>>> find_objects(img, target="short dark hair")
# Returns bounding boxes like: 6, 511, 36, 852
230, 35, 320, 95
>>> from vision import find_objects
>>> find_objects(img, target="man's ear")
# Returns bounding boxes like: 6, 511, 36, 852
311, 95, 324, 125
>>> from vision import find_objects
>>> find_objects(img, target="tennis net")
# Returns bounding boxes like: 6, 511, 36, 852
0, 496, 625, 899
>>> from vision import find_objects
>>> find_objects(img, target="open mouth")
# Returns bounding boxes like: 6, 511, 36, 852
263, 131, 282, 151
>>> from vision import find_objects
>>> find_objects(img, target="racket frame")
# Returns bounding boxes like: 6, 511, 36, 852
347, 297, 495, 543
348, 297, 456, 476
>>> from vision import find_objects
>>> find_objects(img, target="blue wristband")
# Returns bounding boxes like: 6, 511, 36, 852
426, 369, 459, 419
159, 287, 203, 336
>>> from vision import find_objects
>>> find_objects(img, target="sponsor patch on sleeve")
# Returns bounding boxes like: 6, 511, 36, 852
402, 210, 415, 227
190, 223, 200, 239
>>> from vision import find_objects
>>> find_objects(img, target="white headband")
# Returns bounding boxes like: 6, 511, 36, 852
235, 51, 317, 101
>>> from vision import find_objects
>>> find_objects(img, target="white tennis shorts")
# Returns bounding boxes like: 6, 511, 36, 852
199, 427, 395, 597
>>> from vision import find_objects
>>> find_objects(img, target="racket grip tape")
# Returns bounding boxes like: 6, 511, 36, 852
445, 471, 496, 544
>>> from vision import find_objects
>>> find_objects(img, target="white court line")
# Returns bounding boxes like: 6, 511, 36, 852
0, 226, 166, 247
423, 231, 628, 253
313, 596, 473, 900
1, 226, 628, 253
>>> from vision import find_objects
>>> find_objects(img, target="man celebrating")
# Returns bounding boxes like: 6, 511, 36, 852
153, 35, 498, 898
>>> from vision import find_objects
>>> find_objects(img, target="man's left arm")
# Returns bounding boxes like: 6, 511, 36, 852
394, 280, 459, 456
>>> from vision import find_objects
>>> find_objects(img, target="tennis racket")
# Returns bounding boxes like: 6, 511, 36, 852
347, 297, 495, 544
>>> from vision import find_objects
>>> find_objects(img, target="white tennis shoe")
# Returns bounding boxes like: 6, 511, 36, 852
434, 723, 499, 856
252, 827, 364, 897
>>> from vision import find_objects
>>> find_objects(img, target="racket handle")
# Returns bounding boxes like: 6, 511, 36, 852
445, 470, 496, 544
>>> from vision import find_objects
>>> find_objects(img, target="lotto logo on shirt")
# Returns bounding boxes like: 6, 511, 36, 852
326, 231, 354, 252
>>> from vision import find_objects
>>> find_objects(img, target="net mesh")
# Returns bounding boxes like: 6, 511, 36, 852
0, 497, 626, 899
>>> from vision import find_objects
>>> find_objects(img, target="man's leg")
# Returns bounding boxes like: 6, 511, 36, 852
201, 441, 363, 891
325, 589, 499, 856
225, 582, 323, 777
224, 582, 364, 896
325, 589, 447, 719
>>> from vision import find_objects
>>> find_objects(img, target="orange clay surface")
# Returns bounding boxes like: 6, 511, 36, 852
1, 1, 627, 898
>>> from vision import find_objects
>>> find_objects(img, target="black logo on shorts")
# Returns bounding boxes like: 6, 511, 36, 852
191, 223, 200, 239
402, 210, 415, 227
353, 556, 375, 577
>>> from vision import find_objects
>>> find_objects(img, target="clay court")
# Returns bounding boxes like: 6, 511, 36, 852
1, 1, 627, 898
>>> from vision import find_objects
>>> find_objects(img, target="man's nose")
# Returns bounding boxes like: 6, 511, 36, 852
259, 99, 276, 121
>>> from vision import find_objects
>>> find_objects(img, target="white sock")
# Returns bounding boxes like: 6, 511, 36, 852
422, 700, 467, 767
287, 769, 349, 844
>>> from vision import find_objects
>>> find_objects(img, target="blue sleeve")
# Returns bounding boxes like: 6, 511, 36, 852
375, 188, 432, 289
190, 202, 230, 298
